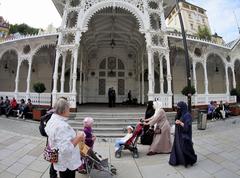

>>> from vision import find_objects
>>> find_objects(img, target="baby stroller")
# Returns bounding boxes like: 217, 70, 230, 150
79, 142, 117, 178
115, 122, 143, 158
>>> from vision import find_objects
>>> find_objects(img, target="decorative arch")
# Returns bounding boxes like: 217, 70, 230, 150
31, 45, 56, 92
0, 48, 19, 60
32, 43, 56, 57
0, 49, 18, 91
81, 1, 148, 32
205, 52, 225, 65
206, 53, 226, 93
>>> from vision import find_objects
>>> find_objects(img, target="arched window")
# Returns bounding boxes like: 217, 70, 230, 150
98, 57, 125, 95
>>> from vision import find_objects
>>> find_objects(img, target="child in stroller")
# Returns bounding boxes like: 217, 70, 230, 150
78, 142, 117, 178
115, 122, 143, 158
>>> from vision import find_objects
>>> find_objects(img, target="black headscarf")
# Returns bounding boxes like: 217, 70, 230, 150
145, 101, 155, 119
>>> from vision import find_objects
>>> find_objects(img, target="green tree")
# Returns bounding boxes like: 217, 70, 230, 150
9, 23, 39, 35
33, 82, 46, 106
197, 26, 211, 41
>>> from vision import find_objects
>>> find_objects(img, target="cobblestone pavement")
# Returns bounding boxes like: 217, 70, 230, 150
0, 116, 240, 178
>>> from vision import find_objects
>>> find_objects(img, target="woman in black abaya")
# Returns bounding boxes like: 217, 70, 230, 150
169, 101, 197, 167
140, 101, 155, 145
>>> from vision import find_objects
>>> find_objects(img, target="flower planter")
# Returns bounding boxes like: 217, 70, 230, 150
32, 108, 46, 121
230, 105, 240, 116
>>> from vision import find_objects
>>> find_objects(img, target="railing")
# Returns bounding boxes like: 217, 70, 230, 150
56, 93, 77, 108
0, 32, 58, 44
174, 94, 237, 106
0, 92, 51, 106
150, 94, 173, 108
167, 31, 231, 49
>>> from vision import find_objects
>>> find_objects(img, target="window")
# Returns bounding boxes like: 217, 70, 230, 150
199, 9, 204, 14
99, 58, 106, 69
98, 79, 106, 95
188, 13, 192, 19
118, 79, 125, 95
190, 23, 194, 29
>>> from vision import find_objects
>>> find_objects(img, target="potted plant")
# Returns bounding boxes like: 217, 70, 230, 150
32, 82, 46, 121
181, 86, 196, 96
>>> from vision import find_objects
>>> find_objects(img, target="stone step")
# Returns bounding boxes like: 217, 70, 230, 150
72, 127, 125, 132
70, 111, 177, 138
73, 118, 140, 123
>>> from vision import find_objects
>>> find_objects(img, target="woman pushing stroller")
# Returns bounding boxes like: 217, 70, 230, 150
143, 101, 172, 155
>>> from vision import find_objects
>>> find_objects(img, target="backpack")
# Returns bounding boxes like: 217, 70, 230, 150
39, 112, 53, 137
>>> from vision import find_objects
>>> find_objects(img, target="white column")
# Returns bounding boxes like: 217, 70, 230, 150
147, 49, 154, 99
159, 56, 164, 94
192, 61, 197, 94
14, 59, 21, 93
60, 52, 67, 93
52, 50, 61, 93
26, 57, 33, 94
72, 48, 79, 94
79, 57, 83, 104
232, 67, 236, 88
225, 66, 229, 94
141, 53, 145, 104
69, 56, 73, 92
165, 53, 172, 94
203, 61, 209, 94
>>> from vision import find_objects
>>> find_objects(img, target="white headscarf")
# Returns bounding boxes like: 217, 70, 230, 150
153, 101, 162, 110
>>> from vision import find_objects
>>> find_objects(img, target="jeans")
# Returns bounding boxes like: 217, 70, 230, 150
115, 139, 125, 151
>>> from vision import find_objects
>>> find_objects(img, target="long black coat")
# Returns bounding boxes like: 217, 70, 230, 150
169, 102, 197, 167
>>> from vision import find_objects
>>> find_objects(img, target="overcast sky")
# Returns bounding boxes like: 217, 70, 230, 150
0, 0, 239, 42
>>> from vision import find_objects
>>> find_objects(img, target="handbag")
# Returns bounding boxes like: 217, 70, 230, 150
154, 125, 161, 134
43, 140, 58, 163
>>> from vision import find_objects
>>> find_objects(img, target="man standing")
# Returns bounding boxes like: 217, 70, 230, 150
112, 87, 116, 107
108, 88, 113, 107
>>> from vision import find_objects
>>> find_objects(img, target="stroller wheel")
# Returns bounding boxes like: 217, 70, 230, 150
115, 151, 121, 158
132, 150, 139, 158
110, 166, 117, 175
111, 169, 117, 175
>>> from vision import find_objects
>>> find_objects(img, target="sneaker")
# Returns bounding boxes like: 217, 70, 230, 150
78, 164, 87, 174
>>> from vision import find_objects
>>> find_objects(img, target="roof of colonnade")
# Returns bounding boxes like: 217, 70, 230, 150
0, 33, 58, 59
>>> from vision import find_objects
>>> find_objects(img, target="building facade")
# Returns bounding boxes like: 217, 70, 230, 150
166, 0, 211, 35
0, 16, 10, 39
0, 0, 239, 110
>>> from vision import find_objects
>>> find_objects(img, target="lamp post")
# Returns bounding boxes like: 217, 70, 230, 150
175, 0, 192, 112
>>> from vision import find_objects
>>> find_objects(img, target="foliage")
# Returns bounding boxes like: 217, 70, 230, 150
33, 83, 46, 107
33, 83, 46, 94
181, 86, 196, 96
197, 26, 211, 41
9, 23, 39, 35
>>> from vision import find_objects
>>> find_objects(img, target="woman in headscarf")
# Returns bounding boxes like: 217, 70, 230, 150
169, 101, 197, 167
140, 101, 155, 145
144, 101, 172, 155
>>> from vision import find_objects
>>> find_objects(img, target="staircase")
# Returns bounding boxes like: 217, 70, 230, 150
68, 111, 176, 138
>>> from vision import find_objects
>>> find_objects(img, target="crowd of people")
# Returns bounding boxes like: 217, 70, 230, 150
42, 97, 199, 178
0, 96, 33, 119
2, 94, 235, 177
207, 100, 231, 120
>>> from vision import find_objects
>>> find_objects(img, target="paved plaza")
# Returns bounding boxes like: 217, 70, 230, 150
0, 116, 240, 178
